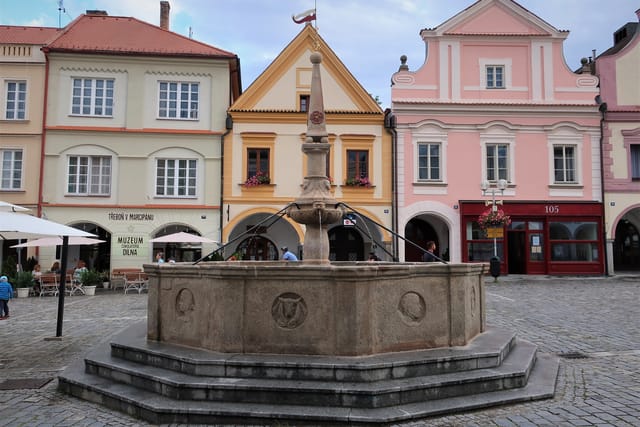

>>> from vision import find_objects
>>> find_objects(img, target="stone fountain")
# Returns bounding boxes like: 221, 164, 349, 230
58, 50, 558, 425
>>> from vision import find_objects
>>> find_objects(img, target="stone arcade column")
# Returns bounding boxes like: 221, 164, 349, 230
287, 51, 343, 262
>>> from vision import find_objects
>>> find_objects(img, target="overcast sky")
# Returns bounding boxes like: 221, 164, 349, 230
1, 0, 636, 108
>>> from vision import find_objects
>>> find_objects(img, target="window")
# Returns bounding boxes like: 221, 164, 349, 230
5, 81, 26, 119
550, 221, 599, 262
71, 78, 114, 116
299, 94, 310, 112
1, 149, 23, 190
156, 159, 196, 197
486, 144, 509, 182
67, 156, 111, 195
554, 145, 576, 183
158, 81, 199, 119
247, 148, 270, 179
347, 150, 369, 179
631, 145, 640, 180
486, 66, 504, 89
417, 143, 440, 181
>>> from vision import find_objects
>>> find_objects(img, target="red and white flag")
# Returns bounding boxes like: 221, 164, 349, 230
292, 8, 316, 24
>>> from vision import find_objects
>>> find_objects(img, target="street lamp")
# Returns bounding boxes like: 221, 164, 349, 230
481, 179, 507, 279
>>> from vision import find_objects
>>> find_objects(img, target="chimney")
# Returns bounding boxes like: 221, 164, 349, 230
86, 10, 108, 16
160, 1, 170, 30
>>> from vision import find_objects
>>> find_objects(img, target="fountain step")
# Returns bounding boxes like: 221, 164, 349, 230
110, 322, 517, 382
81, 337, 537, 408
58, 351, 558, 425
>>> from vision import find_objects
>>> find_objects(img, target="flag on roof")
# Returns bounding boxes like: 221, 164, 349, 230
292, 9, 316, 24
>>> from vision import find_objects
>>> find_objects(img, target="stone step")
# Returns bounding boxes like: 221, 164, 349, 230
58, 352, 558, 425
77, 324, 536, 409
112, 322, 517, 382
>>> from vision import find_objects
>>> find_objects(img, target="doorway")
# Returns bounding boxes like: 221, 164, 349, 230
329, 226, 363, 261
507, 230, 526, 274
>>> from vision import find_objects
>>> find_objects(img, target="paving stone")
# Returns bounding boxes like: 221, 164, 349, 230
1, 277, 640, 426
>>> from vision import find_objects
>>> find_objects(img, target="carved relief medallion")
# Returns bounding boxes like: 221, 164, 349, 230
398, 291, 426, 325
310, 110, 324, 125
175, 288, 195, 322
272, 292, 308, 329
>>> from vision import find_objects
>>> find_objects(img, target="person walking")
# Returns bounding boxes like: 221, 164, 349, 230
0, 275, 14, 319
422, 241, 438, 262
281, 247, 299, 261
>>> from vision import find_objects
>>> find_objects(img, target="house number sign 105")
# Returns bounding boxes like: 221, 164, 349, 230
545, 205, 560, 214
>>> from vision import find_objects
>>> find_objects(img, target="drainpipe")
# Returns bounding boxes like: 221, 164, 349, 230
596, 95, 609, 275
219, 114, 233, 248
384, 109, 399, 261
37, 49, 51, 255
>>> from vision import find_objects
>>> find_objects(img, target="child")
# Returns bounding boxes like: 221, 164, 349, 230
0, 275, 14, 319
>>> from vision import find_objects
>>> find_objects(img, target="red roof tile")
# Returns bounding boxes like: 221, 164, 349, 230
0, 26, 61, 44
45, 14, 236, 59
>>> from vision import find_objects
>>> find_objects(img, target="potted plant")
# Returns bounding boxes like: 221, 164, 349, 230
12, 271, 34, 298
79, 269, 103, 296
344, 176, 371, 187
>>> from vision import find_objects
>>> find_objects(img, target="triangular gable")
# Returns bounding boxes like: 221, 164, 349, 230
230, 24, 381, 113
424, 0, 566, 39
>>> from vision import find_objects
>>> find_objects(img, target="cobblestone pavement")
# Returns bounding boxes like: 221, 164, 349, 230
1, 276, 639, 427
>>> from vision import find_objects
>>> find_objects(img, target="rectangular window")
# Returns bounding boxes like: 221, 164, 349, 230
554, 145, 576, 183
486, 65, 504, 89
247, 148, 270, 179
550, 221, 599, 261
156, 159, 197, 197
347, 150, 369, 179
67, 156, 111, 195
158, 81, 199, 119
486, 144, 509, 182
71, 78, 114, 116
1, 149, 23, 190
5, 81, 27, 119
299, 95, 310, 112
418, 143, 440, 181
631, 145, 640, 180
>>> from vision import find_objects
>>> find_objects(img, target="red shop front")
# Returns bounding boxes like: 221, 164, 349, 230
460, 201, 605, 275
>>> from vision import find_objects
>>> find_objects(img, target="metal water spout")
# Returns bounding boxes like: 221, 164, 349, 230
287, 51, 343, 262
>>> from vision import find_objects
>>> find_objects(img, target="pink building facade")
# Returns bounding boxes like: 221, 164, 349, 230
596, 9, 640, 274
390, 0, 604, 275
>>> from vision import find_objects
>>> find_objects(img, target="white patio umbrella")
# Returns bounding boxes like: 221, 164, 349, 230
10, 236, 105, 248
0, 201, 30, 212
0, 211, 95, 240
149, 231, 217, 244
0, 203, 96, 338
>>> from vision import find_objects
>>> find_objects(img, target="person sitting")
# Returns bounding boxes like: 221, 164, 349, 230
32, 264, 42, 295
368, 252, 380, 261
281, 247, 299, 261
49, 261, 60, 274
73, 260, 88, 283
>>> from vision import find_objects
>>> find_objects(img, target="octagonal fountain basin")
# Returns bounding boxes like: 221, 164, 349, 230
146, 261, 488, 356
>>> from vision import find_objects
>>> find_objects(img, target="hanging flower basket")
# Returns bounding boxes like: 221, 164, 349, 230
477, 208, 511, 230
244, 171, 270, 187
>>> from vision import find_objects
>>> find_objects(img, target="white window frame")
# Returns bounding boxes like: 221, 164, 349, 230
158, 81, 199, 120
480, 131, 515, 187
479, 59, 512, 90
547, 133, 583, 191
70, 78, 114, 117
155, 158, 197, 198
5, 80, 27, 120
485, 143, 510, 182
552, 145, 578, 184
1, 149, 23, 190
67, 155, 112, 196
416, 142, 442, 182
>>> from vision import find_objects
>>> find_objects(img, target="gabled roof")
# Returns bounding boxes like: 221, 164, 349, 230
44, 13, 236, 59
421, 0, 568, 39
230, 24, 381, 113
0, 26, 60, 44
